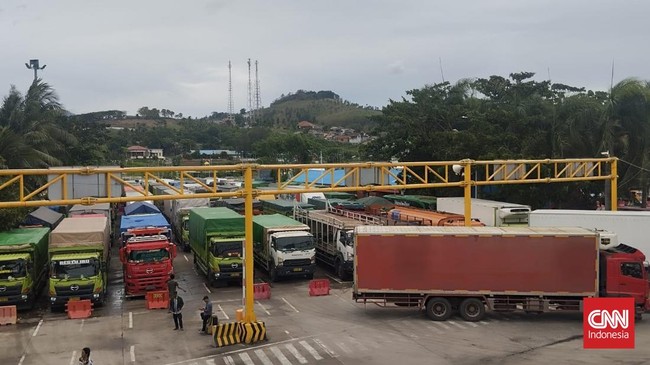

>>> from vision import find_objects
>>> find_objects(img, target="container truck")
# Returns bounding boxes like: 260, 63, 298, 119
294, 204, 385, 280
119, 227, 176, 297
0, 228, 50, 309
436, 197, 531, 226
353, 226, 650, 321
189, 207, 244, 287
529, 209, 650, 263
48, 216, 110, 311
170, 197, 210, 252
252, 214, 316, 281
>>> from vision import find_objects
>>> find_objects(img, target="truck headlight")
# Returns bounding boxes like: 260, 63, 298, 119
93, 294, 100, 299
310, 255, 316, 264
215, 273, 221, 278
21, 294, 28, 300
50, 297, 56, 302
277, 258, 284, 266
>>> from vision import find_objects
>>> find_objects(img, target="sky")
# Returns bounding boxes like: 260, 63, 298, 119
1, 0, 649, 118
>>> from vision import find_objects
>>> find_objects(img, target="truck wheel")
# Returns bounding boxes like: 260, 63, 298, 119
270, 265, 279, 282
459, 298, 485, 322
335, 259, 345, 280
425, 297, 452, 321
207, 270, 216, 287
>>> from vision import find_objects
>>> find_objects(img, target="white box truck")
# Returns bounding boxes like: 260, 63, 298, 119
436, 197, 531, 226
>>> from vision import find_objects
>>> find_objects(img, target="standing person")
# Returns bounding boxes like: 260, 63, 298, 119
78, 347, 93, 365
199, 295, 213, 334
167, 274, 186, 310
170, 292, 184, 331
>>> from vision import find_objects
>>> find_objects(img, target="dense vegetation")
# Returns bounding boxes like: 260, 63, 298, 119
3, 72, 650, 228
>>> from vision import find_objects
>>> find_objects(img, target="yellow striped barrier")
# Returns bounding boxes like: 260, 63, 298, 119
213, 322, 242, 347
240, 321, 267, 344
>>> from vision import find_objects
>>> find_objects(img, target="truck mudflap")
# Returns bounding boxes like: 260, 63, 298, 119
278, 264, 317, 277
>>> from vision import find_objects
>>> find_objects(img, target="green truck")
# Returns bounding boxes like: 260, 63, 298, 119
48, 216, 111, 311
189, 207, 244, 287
0, 228, 50, 309
253, 214, 316, 281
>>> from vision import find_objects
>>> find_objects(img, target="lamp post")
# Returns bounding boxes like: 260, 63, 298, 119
601, 151, 611, 210
25, 59, 46, 81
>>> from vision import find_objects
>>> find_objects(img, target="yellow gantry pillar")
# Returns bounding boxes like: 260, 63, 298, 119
610, 158, 618, 212
463, 162, 472, 226
243, 165, 256, 323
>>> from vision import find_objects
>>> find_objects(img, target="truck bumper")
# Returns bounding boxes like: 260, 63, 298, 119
124, 280, 167, 297
0, 295, 31, 309
278, 264, 316, 277
50, 293, 103, 307
214, 272, 243, 281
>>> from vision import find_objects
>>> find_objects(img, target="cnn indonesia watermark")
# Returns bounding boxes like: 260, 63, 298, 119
583, 297, 635, 349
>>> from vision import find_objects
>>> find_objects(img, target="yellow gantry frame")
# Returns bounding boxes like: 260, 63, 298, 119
0, 157, 618, 323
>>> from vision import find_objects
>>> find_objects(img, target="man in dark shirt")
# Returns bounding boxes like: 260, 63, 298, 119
199, 295, 213, 333
170, 293, 184, 331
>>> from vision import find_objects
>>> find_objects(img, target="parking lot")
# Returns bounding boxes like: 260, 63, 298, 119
1, 251, 649, 365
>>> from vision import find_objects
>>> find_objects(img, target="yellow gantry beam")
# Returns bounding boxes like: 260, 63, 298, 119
0, 157, 619, 323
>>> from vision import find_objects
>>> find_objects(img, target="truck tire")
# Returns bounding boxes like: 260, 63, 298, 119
459, 298, 485, 322
335, 258, 345, 280
425, 297, 452, 321
270, 265, 279, 282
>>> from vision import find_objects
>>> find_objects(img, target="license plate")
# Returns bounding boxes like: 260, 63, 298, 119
0, 297, 7, 302
231, 273, 240, 277
152, 293, 163, 299
292, 268, 303, 272
70, 297, 80, 301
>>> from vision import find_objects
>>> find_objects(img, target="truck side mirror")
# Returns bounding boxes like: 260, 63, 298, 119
170, 245, 177, 259
119, 248, 126, 263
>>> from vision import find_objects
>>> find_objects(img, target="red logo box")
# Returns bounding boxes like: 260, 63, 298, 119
583, 297, 635, 349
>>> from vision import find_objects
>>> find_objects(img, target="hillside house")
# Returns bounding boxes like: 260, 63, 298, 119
127, 146, 164, 159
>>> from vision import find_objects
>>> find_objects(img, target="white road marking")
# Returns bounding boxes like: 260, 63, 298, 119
284, 330, 294, 339
281, 297, 299, 313
479, 320, 490, 325
217, 304, 229, 320
254, 349, 274, 365
285, 343, 308, 364
466, 321, 479, 328
69, 351, 77, 365
206, 360, 216, 365
129, 312, 133, 329
426, 324, 444, 334
203, 283, 212, 294
223, 356, 235, 365
32, 320, 43, 337
183, 254, 189, 262
79, 319, 85, 332
130, 345, 136, 362
269, 346, 292, 365
337, 342, 351, 354
256, 300, 271, 315
299, 340, 323, 360
325, 273, 343, 284
432, 321, 451, 330
238, 353, 255, 365
447, 320, 466, 329
18, 354, 25, 365
314, 338, 338, 358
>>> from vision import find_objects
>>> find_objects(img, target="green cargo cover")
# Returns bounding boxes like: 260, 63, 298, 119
189, 207, 244, 244
0, 227, 50, 261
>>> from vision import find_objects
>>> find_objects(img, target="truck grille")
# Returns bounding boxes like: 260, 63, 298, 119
219, 263, 242, 272
0, 284, 21, 296
284, 259, 311, 267
56, 283, 95, 296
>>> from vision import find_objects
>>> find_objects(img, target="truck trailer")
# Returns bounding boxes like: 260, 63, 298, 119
436, 197, 531, 226
529, 209, 650, 262
353, 226, 650, 321
49, 216, 111, 311
0, 228, 50, 309
253, 214, 316, 281
189, 207, 244, 287
294, 204, 385, 280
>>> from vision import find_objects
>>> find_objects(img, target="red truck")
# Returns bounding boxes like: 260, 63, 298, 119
119, 227, 176, 297
353, 226, 650, 321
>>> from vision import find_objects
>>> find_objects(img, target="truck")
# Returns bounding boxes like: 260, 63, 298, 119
170, 197, 210, 252
294, 204, 385, 280
352, 226, 650, 321
69, 202, 114, 237
119, 213, 172, 245
48, 216, 110, 311
529, 209, 650, 263
252, 214, 316, 281
436, 197, 531, 226
119, 227, 176, 297
189, 207, 244, 287
0, 228, 50, 309
386, 206, 485, 226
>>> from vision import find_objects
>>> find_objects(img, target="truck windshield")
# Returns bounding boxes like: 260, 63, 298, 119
341, 230, 354, 246
128, 249, 170, 263
276, 236, 315, 252
51, 259, 99, 279
0, 259, 26, 279
211, 239, 243, 258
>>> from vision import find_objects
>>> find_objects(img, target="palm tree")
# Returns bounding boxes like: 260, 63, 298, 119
0, 79, 76, 168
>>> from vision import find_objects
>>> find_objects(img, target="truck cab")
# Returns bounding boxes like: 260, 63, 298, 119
119, 230, 177, 296
207, 235, 243, 285
0, 253, 33, 307
49, 253, 105, 309
600, 248, 650, 315
264, 231, 315, 281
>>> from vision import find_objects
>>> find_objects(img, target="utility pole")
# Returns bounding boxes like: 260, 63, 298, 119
247, 58, 253, 127
25, 59, 46, 81
228, 61, 234, 123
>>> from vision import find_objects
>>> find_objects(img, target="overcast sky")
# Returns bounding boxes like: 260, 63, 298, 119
1, 0, 649, 117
